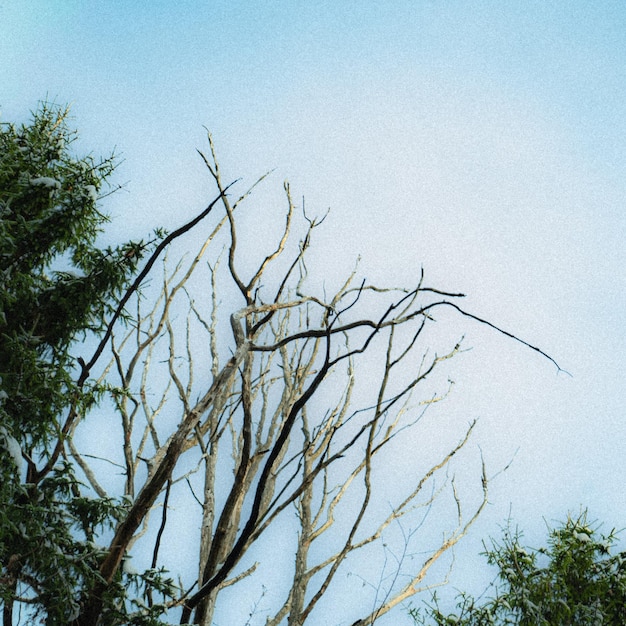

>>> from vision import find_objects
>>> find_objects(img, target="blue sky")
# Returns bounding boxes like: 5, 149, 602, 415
3, 0, 626, 620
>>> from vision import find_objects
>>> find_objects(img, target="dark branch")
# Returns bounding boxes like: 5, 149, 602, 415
78, 183, 237, 385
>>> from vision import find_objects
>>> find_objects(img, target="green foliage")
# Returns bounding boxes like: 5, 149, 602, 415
411, 511, 626, 625
0, 461, 119, 623
0, 103, 171, 625
101, 566, 180, 626
0, 102, 145, 445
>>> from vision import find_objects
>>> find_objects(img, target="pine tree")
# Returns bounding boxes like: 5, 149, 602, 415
0, 103, 157, 624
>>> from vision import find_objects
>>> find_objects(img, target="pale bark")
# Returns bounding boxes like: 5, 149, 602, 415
51, 137, 560, 626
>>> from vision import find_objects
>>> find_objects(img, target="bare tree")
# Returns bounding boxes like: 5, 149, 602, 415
59, 134, 559, 626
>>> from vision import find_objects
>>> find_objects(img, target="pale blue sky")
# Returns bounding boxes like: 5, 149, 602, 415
3, 0, 626, 620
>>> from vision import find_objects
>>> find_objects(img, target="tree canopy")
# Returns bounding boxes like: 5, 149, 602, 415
0, 103, 160, 624
0, 103, 149, 443
411, 511, 626, 625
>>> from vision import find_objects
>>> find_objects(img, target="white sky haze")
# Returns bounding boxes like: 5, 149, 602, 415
3, 0, 626, 621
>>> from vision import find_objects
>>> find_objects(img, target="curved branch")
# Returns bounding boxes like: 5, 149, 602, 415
422, 301, 570, 375
79, 183, 237, 385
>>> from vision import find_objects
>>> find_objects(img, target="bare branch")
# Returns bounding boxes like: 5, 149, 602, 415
60, 141, 559, 626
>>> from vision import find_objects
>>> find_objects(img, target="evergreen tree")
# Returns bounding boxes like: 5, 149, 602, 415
0, 103, 159, 624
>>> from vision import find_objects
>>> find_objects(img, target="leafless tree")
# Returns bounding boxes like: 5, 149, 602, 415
63, 135, 559, 626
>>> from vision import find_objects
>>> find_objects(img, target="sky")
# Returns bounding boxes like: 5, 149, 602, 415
3, 0, 626, 621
